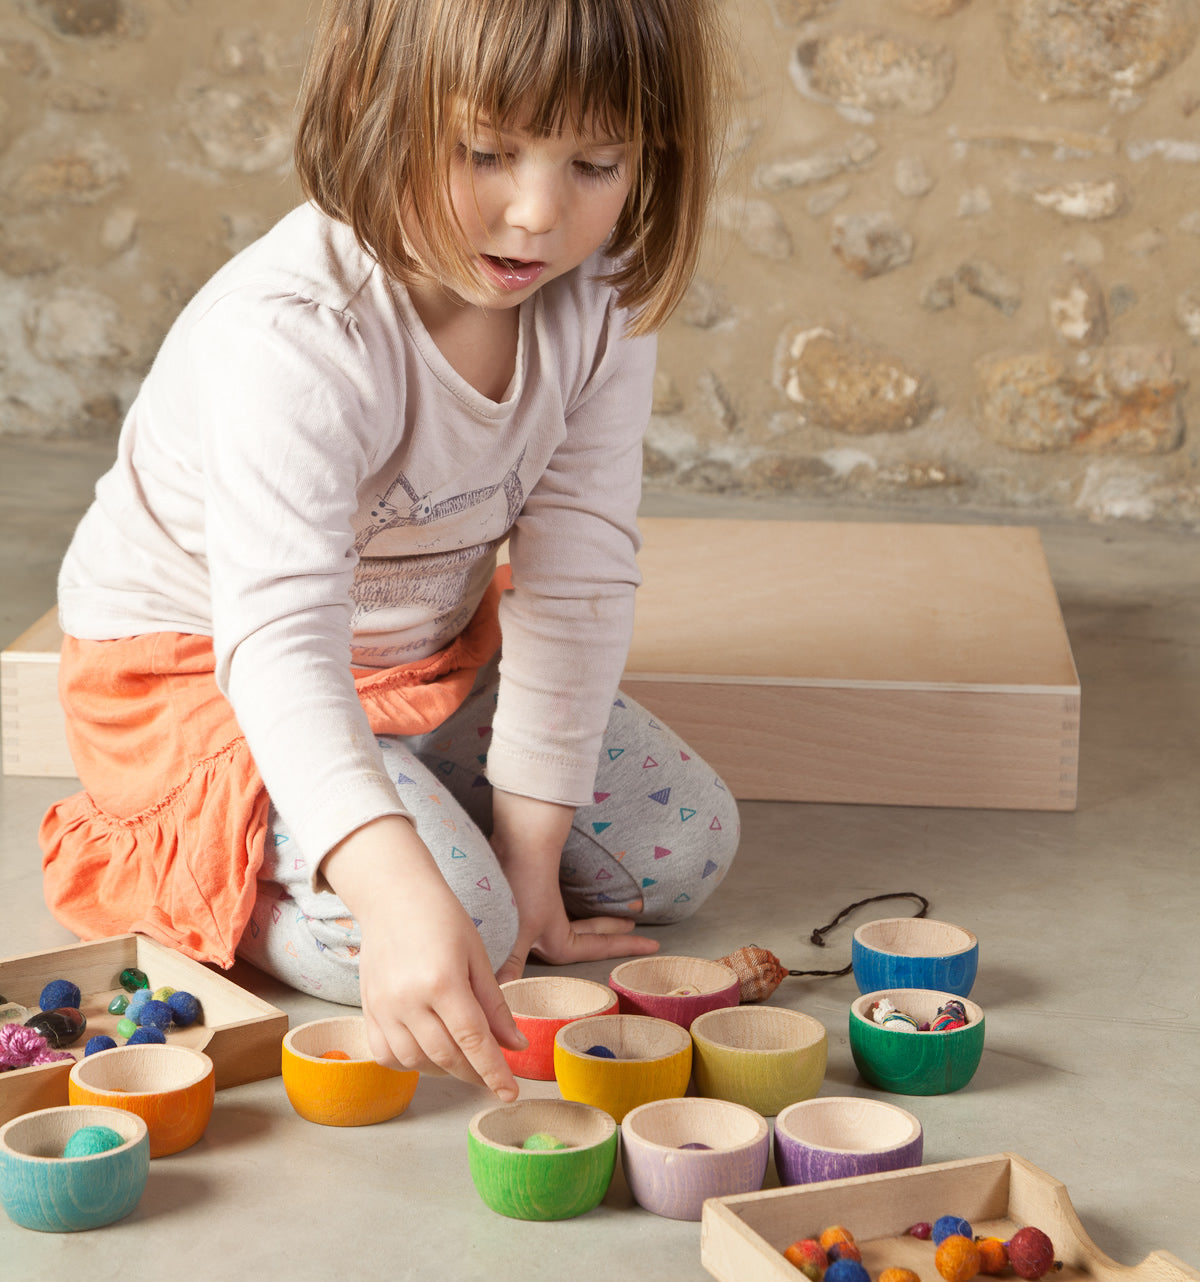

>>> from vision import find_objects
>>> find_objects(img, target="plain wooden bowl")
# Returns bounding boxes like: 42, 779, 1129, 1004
553, 1014, 693, 1123
849, 988, 985, 1095
500, 976, 618, 1080
774, 1096, 924, 1185
281, 1016, 419, 1126
0, 1105, 150, 1232
608, 956, 741, 1030
620, 1096, 769, 1220
690, 1006, 827, 1117
468, 1098, 617, 1220
852, 917, 979, 997
68, 1044, 214, 1158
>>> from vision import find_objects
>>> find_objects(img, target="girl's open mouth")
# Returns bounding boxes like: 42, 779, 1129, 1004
481, 255, 546, 291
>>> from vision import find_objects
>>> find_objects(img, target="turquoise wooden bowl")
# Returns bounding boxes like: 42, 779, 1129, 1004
852, 917, 979, 997
849, 989, 985, 1095
468, 1099, 617, 1220
0, 1105, 150, 1232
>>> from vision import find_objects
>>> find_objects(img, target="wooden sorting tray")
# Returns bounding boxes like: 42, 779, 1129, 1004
0, 934, 288, 1126
701, 1153, 1197, 1282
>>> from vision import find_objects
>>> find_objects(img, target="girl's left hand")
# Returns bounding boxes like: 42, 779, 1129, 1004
490, 790, 659, 987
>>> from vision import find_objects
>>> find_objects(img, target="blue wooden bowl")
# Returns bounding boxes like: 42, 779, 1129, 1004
849, 989, 985, 1095
852, 917, 978, 997
0, 1105, 150, 1232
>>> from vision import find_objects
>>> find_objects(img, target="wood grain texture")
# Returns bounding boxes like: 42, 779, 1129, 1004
773, 1097, 923, 1187
848, 990, 985, 1095
851, 917, 979, 997
282, 1017, 418, 1126
608, 956, 740, 1030
500, 977, 618, 1081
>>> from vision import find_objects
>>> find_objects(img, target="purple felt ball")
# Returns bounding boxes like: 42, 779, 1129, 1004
933, 1215, 974, 1245
84, 1035, 118, 1056
39, 979, 82, 1013
167, 990, 201, 1028
137, 999, 173, 1031
127, 1025, 166, 1045
825, 1260, 870, 1282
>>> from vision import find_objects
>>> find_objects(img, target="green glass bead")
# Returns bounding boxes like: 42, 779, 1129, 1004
116, 1017, 138, 1038
107, 993, 130, 1016
118, 967, 150, 993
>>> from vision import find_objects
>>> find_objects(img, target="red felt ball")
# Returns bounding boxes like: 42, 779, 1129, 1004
1008, 1227, 1056, 1280
907, 1222, 933, 1240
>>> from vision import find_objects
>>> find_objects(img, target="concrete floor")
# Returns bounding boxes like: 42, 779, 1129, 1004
1, 437, 1198, 1277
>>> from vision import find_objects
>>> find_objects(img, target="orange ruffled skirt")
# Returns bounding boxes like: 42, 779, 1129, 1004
39, 575, 505, 968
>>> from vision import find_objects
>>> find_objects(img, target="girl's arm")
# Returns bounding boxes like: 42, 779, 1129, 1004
319, 814, 527, 1100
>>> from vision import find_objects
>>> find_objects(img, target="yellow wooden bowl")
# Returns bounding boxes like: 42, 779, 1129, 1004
690, 1006, 827, 1117
281, 1016, 419, 1127
68, 1044, 215, 1158
553, 1014, 692, 1123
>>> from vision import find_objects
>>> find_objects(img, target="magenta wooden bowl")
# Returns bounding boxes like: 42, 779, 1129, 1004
774, 1096, 923, 1186
608, 956, 741, 1030
621, 1096, 769, 1221
500, 977, 618, 1080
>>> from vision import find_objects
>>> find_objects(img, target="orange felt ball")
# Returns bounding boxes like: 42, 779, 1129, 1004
936, 1235, 982, 1282
320, 1050, 351, 1060
977, 1239, 1009, 1275
819, 1226, 856, 1251
784, 1239, 829, 1278
880, 1270, 922, 1282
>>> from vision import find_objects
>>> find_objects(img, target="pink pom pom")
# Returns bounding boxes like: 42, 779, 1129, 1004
0, 1023, 76, 1070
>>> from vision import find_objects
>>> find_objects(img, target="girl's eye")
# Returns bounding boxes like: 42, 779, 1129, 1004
456, 144, 505, 169
575, 160, 624, 184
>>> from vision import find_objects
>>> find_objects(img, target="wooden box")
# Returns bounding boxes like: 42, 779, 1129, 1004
0, 934, 288, 1126
622, 519, 1080, 810
2, 519, 1081, 810
701, 1153, 1198, 1282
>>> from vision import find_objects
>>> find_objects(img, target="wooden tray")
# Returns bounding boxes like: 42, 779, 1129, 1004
700, 1153, 1198, 1282
0, 934, 288, 1126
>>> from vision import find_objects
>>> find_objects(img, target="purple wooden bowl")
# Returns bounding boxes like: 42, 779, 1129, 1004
608, 956, 740, 1031
773, 1096, 923, 1186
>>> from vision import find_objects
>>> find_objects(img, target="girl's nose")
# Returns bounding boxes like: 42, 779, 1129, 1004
505, 168, 561, 235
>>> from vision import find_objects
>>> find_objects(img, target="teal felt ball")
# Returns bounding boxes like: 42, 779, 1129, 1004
39, 979, 82, 1012
167, 991, 202, 1028
127, 1026, 166, 1045
137, 999, 173, 1030
63, 1125, 127, 1158
85, 1035, 118, 1056
126, 988, 152, 1015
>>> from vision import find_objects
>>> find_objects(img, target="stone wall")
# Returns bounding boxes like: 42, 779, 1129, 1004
3, 0, 1199, 525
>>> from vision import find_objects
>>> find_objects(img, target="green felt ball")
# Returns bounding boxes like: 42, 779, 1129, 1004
521, 1132, 567, 1151
116, 1017, 138, 1038
63, 1125, 126, 1158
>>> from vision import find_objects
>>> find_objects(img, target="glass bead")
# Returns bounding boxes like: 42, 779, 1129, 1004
116, 1017, 138, 1039
24, 1007, 87, 1049
1, 1002, 33, 1026
118, 967, 150, 993
107, 993, 130, 1016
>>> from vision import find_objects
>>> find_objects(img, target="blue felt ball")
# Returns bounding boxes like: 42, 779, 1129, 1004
584, 1044, 616, 1058
932, 1215, 974, 1245
126, 988, 152, 1014
84, 1035, 118, 1056
826, 1261, 870, 1282
167, 990, 201, 1028
137, 999, 173, 1031
39, 979, 82, 1013
127, 1025, 166, 1045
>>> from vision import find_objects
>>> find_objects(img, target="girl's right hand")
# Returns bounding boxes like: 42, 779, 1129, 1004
319, 815, 526, 1102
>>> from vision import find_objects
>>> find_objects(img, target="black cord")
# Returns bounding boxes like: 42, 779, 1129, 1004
784, 891, 931, 978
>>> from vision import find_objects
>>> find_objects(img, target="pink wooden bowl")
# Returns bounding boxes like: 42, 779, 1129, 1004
500, 977, 618, 1080
621, 1096, 769, 1221
608, 956, 741, 1030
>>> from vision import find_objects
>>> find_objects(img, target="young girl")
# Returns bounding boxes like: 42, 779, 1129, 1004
40, 0, 737, 1104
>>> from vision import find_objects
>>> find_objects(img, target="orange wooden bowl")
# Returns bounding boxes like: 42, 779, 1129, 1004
282, 1016, 419, 1127
68, 1044, 215, 1158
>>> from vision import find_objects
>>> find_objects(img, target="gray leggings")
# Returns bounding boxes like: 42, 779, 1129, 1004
235, 663, 740, 1006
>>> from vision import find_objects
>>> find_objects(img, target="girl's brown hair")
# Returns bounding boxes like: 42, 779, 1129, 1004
294, 0, 729, 334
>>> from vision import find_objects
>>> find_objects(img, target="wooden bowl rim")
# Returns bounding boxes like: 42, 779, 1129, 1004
774, 1096, 922, 1153
469, 1098, 617, 1151
501, 976, 618, 1021
283, 1015, 389, 1063
0, 1104, 149, 1161
850, 988, 984, 1031
609, 955, 740, 999
555, 1013, 693, 1061
68, 1043, 214, 1096
853, 917, 978, 958
621, 1096, 768, 1154
690, 1005, 827, 1053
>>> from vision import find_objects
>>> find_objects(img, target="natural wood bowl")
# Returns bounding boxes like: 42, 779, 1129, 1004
690, 1006, 827, 1117
467, 1098, 617, 1221
852, 917, 979, 997
281, 1016, 419, 1127
621, 1097, 769, 1221
608, 956, 741, 1030
554, 1014, 693, 1123
849, 989, 985, 1095
68, 1044, 214, 1158
774, 1096, 923, 1186
500, 976, 618, 1080
0, 1104, 150, 1232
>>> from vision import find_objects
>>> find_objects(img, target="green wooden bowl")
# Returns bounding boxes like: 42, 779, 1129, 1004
467, 1099, 617, 1220
849, 989, 985, 1095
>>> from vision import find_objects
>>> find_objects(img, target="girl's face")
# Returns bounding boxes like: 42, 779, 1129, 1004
424, 109, 634, 311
